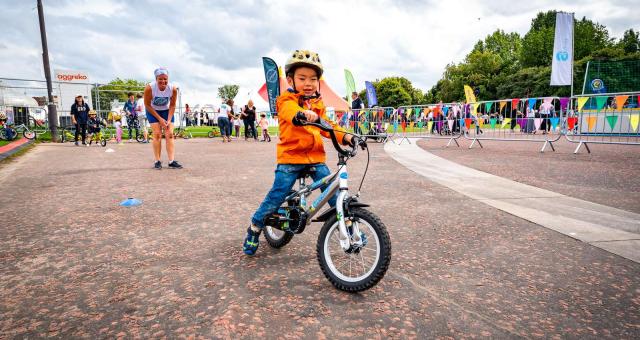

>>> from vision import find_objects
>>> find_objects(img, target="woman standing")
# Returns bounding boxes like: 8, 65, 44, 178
242, 100, 258, 141
144, 67, 182, 169
70, 94, 90, 146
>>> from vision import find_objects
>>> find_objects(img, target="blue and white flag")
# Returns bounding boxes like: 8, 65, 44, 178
365, 81, 378, 107
550, 12, 574, 86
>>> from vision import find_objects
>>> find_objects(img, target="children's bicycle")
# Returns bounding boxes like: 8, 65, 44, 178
262, 113, 391, 292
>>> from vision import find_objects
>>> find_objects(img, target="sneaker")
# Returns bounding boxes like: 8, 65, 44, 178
154, 161, 162, 170
243, 226, 261, 256
168, 160, 183, 169
74, 141, 79, 146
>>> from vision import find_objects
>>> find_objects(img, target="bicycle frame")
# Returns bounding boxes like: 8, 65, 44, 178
284, 161, 360, 251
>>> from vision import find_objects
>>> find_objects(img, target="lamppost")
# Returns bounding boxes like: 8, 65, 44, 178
37, 0, 58, 141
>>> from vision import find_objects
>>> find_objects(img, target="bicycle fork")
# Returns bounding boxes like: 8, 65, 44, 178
335, 166, 364, 251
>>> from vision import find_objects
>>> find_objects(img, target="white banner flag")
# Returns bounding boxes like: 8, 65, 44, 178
550, 12, 574, 86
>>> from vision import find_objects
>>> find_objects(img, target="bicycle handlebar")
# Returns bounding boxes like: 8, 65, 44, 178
293, 111, 367, 157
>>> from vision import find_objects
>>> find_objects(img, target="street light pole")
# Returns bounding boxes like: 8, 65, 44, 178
37, 0, 58, 142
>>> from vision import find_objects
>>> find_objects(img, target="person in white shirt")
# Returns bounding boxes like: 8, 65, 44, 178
135, 94, 149, 143
144, 67, 182, 169
217, 100, 232, 142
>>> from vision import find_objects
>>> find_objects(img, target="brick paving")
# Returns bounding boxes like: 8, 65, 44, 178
0, 138, 638, 338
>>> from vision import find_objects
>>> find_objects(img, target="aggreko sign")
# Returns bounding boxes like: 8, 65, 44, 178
54, 70, 89, 83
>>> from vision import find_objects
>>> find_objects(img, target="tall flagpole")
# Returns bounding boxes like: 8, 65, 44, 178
570, 12, 575, 98
37, 0, 59, 142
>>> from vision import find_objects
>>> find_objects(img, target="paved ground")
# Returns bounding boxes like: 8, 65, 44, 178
417, 137, 640, 214
1, 138, 639, 338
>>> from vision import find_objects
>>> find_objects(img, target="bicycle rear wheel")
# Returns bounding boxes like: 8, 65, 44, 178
317, 207, 391, 292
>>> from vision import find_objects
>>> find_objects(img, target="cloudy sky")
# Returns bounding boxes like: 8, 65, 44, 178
0, 0, 637, 109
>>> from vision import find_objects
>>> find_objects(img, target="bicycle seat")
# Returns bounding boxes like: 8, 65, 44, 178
297, 166, 316, 179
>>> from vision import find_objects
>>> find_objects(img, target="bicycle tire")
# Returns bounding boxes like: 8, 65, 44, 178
316, 207, 391, 292
23, 129, 36, 140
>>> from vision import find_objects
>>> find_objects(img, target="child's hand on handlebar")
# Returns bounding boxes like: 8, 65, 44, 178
302, 110, 318, 122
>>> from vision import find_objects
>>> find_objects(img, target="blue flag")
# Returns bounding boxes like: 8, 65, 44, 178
262, 57, 280, 114
365, 81, 378, 108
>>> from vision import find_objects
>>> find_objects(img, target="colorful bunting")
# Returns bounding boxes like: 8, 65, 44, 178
615, 95, 629, 112
550, 117, 559, 130
409, 122, 415, 130
490, 118, 497, 129
516, 118, 526, 128
477, 119, 484, 128
459, 118, 466, 130
605, 115, 618, 130
401, 121, 407, 132
443, 107, 449, 116
630, 114, 639, 132
417, 121, 423, 128
567, 117, 578, 130
559, 97, 570, 111
464, 118, 472, 130
499, 101, 507, 112
484, 102, 493, 113
586, 116, 597, 131
595, 96, 608, 112
534, 118, 542, 130
528, 98, 536, 111
501, 118, 512, 128
512, 98, 520, 109
405, 108, 413, 119
427, 121, 434, 132
437, 120, 444, 131
447, 119, 454, 131
577, 97, 589, 112
543, 97, 553, 105
393, 120, 398, 132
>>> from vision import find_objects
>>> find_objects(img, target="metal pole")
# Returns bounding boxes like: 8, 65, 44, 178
37, 0, 58, 142
570, 12, 575, 98
582, 61, 590, 95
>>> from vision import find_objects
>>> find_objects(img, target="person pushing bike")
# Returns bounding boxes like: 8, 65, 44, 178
243, 50, 355, 256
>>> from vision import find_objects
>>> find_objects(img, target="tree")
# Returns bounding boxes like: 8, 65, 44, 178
92, 78, 146, 113
618, 29, 640, 54
217, 85, 239, 102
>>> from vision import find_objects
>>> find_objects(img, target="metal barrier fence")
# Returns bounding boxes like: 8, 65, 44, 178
340, 107, 394, 143
462, 97, 568, 152
566, 92, 640, 153
393, 103, 464, 146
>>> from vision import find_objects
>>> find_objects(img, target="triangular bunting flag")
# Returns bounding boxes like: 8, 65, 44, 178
401, 121, 407, 132
550, 117, 559, 131
409, 122, 415, 130
605, 115, 618, 130
484, 102, 493, 113
615, 95, 628, 112
464, 118, 472, 130
595, 96, 608, 112
490, 118, 497, 129
405, 108, 413, 119
559, 97, 570, 112
459, 118, 466, 130
393, 120, 399, 132
417, 121, 423, 128
474, 103, 480, 115
443, 106, 449, 115
528, 98, 536, 111
512, 98, 520, 109
477, 119, 483, 128
370, 122, 375, 129
577, 97, 589, 112
447, 119, 454, 131
630, 114, 639, 132
427, 121, 433, 132
587, 116, 597, 131
499, 101, 506, 112
567, 117, 578, 130
534, 118, 542, 130
501, 118, 512, 128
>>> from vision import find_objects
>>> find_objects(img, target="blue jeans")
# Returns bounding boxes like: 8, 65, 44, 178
217, 117, 230, 137
251, 163, 337, 228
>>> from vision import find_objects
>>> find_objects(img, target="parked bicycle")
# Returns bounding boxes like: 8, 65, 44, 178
262, 113, 391, 292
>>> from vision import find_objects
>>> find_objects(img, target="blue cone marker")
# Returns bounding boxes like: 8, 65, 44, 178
120, 198, 142, 207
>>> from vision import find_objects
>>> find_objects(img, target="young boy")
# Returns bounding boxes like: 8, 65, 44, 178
258, 113, 270, 142
243, 50, 354, 256
87, 110, 106, 145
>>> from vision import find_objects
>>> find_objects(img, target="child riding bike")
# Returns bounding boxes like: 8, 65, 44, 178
243, 50, 357, 256
87, 110, 107, 146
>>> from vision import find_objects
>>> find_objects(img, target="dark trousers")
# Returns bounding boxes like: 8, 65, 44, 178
75, 123, 87, 143
244, 120, 257, 139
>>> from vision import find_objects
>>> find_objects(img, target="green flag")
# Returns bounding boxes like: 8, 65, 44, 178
484, 102, 493, 113
595, 96, 608, 112
490, 118, 497, 129
605, 115, 618, 130
344, 69, 356, 106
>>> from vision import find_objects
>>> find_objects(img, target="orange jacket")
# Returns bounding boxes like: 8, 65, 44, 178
276, 90, 347, 164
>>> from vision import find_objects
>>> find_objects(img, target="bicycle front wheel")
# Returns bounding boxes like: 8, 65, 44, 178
317, 207, 391, 292
23, 129, 36, 140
